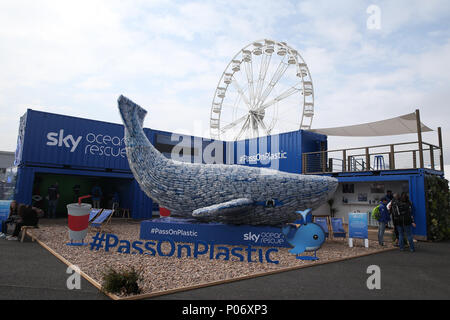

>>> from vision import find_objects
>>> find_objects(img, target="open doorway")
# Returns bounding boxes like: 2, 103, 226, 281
32, 173, 133, 218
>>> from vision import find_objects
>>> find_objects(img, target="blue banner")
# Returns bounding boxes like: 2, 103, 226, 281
140, 217, 290, 248
0, 200, 12, 231
0, 200, 11, 219
348, 212, 368, 239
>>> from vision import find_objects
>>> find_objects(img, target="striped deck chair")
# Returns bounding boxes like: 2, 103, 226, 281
330, 217, 347, 239
89, 208, 103, 222
91, 209, 114, 229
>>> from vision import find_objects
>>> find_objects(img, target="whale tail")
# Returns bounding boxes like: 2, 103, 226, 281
118, 95, 147, 135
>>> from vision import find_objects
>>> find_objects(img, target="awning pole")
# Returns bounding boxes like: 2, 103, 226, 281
416, 109, 424, 169
438, 127, 444, 172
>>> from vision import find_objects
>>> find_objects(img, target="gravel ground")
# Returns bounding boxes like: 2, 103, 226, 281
32, 220, 393, 298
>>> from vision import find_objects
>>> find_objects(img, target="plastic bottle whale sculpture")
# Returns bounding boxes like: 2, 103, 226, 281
118, 95, 338, 225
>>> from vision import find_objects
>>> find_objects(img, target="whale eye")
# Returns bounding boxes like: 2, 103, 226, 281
313, 234, 319, 240
265, 199, 275, 208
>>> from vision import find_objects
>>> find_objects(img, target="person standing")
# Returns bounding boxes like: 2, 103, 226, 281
388, 193, 400, 245
91, 185, 102, 209
391, 192, 416, 252
47, 182, 60, 219
385, 190, 393, 202
72, 184, 81, 203
112, 191, 120, 210
384, 190, 394, 230
377, 197, 390, 246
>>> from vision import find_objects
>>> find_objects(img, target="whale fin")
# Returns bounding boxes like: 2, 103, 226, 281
118, 95, 148, 132
295, 209, 313, 224
192, 198, 253, 218
136, 104, 147, 128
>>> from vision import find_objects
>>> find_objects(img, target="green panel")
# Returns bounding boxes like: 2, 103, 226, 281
34, 173, 131, 217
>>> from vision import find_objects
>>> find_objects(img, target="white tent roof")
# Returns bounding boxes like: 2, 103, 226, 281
308, 112, 433, 137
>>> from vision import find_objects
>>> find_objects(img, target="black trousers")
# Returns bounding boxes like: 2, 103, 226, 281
2, 218, 14, 234
12, 221, 37, 237
393, 221, 399, 240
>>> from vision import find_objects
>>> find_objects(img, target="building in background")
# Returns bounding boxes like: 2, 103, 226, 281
0, 151, 15, 200
0, 151, 14, 179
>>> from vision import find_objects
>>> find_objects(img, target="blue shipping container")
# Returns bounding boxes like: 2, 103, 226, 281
16, 109, 227, 171
13, 109, 327, 220
16, 109, 133, 171
228, 130, 327, 174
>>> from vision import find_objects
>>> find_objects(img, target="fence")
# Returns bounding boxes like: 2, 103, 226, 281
302, 140, 444, 174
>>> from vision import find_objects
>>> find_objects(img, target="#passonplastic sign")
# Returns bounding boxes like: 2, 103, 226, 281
89, 232, 280, 264
348, 212, 369, 248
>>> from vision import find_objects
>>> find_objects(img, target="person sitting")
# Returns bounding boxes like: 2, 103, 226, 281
0, 201, 19, 239
6, 204, 40, 241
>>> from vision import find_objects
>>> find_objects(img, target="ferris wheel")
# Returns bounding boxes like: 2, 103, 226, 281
210, 39, 314, 141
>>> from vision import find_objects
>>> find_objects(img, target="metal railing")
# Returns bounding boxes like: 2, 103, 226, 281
302, 140, 444, 174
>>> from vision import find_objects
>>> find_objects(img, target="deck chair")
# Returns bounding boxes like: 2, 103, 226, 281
89, 208, 103, 222
313, 217, 330, 238
91, 209, 114, 229
330, 217, 347, 239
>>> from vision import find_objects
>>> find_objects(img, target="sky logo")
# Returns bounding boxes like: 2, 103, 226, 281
46, 129, 82, 152
243, 232, 260, 243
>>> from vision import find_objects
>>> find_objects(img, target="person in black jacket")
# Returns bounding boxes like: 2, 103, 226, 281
388, 193, 400, 246
6, 204, 40, 241
47, 183, 60, 219
391, 192, 416, 252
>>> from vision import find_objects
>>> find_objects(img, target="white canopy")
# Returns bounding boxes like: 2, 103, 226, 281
308, 112, 433, 137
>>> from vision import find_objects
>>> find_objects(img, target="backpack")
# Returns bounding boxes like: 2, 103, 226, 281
371, 205, 381, 220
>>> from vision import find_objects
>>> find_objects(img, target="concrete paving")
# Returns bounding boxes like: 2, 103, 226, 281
152, 240, 450, 300
0, 231, 448, 300
0, 236, 108, 300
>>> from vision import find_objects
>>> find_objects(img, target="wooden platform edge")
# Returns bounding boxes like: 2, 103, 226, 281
33, 235, 120, 300
32, 231, 396, 301
120, 245, 397, 300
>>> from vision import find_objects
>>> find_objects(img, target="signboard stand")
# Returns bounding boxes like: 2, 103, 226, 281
348, 211, 369, 248
348, 238, 369, 248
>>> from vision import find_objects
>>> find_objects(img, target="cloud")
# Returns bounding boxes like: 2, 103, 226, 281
376, 0, 450, 34
0, 0, 449, 168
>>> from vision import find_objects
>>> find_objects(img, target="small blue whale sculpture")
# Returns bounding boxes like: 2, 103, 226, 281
281, 209, 326, 260
118, 95, 338, 225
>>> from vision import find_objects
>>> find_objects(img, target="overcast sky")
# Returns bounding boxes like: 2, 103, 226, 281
1, 0, 449, 164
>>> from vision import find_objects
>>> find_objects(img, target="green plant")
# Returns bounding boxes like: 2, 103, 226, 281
426, 176, 450, 241
101, 266, 143, 296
